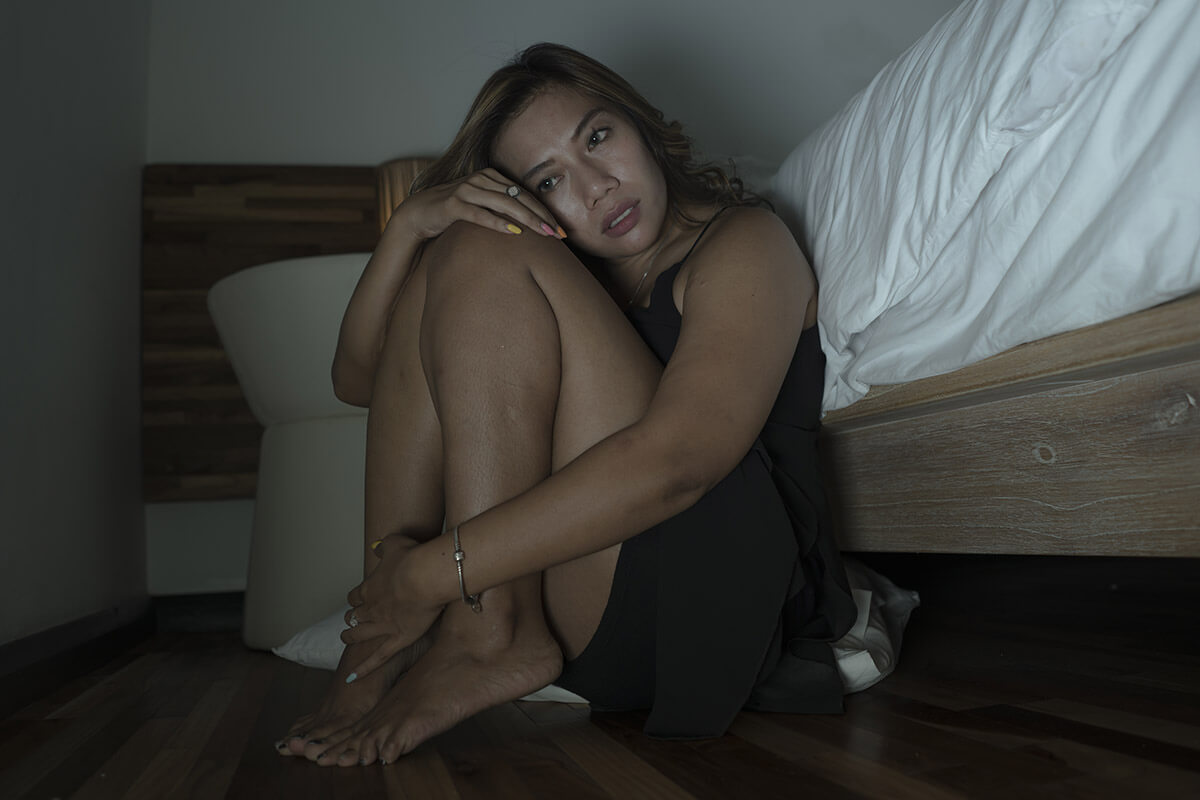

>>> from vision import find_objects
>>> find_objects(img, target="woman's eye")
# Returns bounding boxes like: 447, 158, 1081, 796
537, 176, 560, 192
587, 127, 610, 149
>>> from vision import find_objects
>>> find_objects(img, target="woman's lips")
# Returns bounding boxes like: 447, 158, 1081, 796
603, 201, 639, 237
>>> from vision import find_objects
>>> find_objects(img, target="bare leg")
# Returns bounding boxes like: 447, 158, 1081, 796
314, 223, 663, 765
281, 258, 445, 755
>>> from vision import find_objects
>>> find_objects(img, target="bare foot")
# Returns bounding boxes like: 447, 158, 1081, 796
306, 618, 562, 766
276, 630, 432, 758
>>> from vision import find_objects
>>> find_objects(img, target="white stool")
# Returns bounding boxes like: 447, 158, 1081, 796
208, 254, 371, 650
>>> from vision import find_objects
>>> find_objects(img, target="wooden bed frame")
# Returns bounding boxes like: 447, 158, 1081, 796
143, 158, 1199, 557
820, 291, 1200, 556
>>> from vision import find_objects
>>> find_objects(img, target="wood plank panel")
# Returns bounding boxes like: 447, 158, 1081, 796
823, 357, 1200, 555
141, 164, 381, 502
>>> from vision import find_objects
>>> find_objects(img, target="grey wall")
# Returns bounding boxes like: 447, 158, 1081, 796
0, 1, 151, 648
147, 0, 962, 166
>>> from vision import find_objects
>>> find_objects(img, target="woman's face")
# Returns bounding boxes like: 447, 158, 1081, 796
491, 85, 671, 263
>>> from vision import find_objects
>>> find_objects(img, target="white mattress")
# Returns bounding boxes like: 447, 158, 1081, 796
772, 0, 1200, 411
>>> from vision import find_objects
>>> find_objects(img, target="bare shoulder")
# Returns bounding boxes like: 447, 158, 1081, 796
683, 206, 812, 285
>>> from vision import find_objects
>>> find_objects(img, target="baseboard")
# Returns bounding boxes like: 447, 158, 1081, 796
0, 603, 154, 719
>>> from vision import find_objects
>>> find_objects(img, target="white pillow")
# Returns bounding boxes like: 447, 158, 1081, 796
771, 0, 1154, 410
272, 606, 351, 670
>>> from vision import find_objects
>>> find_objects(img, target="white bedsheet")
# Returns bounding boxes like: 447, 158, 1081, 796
772, 0, 1200, 411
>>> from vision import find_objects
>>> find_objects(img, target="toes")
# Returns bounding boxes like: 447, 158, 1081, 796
284, 732, 310, 756
357, 737, 379, 766
281, 715, 314, 755
301, 734, 334, 761
304, 726, 355, 763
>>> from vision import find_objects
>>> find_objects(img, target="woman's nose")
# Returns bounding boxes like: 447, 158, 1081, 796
582, 165, 619, 208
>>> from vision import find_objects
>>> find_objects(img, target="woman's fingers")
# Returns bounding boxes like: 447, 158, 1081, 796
343, 637, 405, 681
460, 170, 566, 239
339, 619, 394, 646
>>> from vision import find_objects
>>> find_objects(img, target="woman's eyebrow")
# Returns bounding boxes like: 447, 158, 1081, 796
572, 106, 606, 141
519, 107, 607, 185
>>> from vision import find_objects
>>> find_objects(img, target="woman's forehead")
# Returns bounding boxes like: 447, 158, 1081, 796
493, 87, 612, 165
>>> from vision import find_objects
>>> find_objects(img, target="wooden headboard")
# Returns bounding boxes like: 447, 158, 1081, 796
141, 159, 431, 503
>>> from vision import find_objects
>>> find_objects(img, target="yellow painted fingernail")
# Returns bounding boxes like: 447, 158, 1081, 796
370, 539, 383, 552
556, 226, 567, 239
505, 223, 522, 234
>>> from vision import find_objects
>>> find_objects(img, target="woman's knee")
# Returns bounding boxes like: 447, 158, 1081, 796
424, 221, 577, 291
418, 223, 565, 387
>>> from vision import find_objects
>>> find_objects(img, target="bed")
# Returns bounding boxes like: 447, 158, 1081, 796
767, 0, 1200, 557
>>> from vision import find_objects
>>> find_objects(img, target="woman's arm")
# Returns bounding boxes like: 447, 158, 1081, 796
332, 169, 567, 406
349, 208, 815, 643
331, 214, 426, 406
444, 208, 813, 580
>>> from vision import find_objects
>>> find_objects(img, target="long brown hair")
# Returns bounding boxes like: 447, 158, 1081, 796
412, 43, 762, 224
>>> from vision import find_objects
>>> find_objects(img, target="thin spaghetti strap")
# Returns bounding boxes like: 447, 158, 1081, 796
678, 208, 727, 265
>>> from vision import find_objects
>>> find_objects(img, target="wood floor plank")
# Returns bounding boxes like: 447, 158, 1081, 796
0, 661, 165, 799
380, 743, 463, 800
594, 711, 865, 800
1020, 697, 1200, 750
730, 712, 967, 800
1015, 738, 1200, 797
839, 692, 1085, 785
69, 717, 183, 800
428, 712, 550, 800
971, 705, 1200, 773
15, 702, 162, 800
521, 709, 695, 799
172, 654, 277, 799
471, 702, 612, 798
121, 675, 246, 799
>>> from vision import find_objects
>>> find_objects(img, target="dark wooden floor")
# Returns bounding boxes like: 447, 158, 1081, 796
2, 555, 1199, 799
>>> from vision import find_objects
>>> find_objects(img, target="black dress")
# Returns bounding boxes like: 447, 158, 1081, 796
554, 216, 857, 739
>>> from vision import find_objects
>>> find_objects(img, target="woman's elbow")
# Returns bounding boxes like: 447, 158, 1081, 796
654, 441, 736, 514
331, 358, 372, 407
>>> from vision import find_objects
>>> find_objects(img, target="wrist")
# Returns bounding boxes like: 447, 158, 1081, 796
410, 532, 457, 609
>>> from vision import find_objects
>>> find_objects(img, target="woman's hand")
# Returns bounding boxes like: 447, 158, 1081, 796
395, 167, 566, 242
340, 534, 443, 680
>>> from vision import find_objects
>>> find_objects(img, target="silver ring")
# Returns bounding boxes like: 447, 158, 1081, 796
506, 185, 521, 198
348, 611, 359, 628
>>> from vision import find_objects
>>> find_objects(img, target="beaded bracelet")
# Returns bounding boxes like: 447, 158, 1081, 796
452, 526, 483, 613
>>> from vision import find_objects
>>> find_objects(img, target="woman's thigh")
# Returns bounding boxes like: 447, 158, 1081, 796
363, 257, 447, 574
419, 222, 663, 659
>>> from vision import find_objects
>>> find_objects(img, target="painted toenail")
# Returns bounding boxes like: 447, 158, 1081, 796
345, 672, 358, 684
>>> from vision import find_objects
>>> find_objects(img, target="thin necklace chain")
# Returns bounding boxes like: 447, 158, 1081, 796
626, 268, 652, 308
625, 228, 677, 308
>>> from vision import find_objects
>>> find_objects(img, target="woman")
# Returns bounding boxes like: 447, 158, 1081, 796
280, 43, 855, 766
